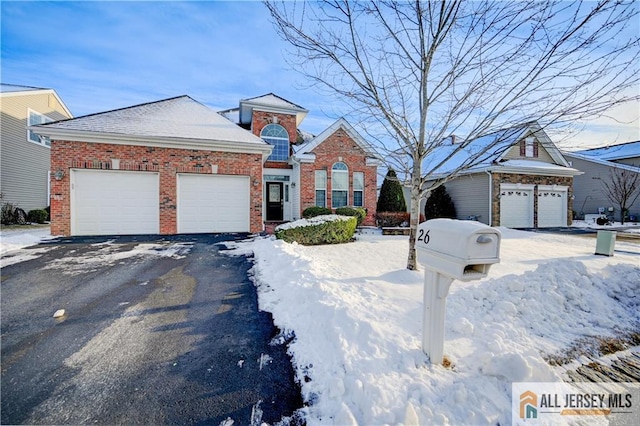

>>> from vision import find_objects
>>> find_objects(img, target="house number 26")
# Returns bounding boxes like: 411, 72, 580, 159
417, 229, 430, 244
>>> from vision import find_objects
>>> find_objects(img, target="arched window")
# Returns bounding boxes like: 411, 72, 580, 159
331, 162, 348, 208
261, 124, 290, 162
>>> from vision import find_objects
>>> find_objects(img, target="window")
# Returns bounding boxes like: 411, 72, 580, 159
520, 137, 538, 158
353, 172, 364, 207
331, 162, 348, 208
28, 109, 52, 146
315, 170, 326, 207
261, 124, 290, 162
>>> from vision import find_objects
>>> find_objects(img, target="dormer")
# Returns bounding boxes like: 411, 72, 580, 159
238, 94, 308, 163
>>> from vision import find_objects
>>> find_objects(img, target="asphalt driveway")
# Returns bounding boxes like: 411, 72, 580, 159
1, 234, 303, 425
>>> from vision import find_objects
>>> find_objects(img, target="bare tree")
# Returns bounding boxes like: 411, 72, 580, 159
602, 167, 640, 224
265, 0, 640, 269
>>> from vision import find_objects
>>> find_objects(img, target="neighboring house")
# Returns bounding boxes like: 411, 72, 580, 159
563, 141, 640, 221
33, 93, 380, 236
0, 84, 73, 211
413, 122, 582, 228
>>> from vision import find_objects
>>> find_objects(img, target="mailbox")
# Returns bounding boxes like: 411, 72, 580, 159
415, 219, 501, 281
415, 219, 502, 365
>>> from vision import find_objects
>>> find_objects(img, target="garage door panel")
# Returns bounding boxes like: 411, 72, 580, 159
500, 184, 534, 228
178, 174, 250, 233
71, 170, 159, 236
538, 188, 567, 227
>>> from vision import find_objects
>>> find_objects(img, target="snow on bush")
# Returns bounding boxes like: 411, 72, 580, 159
275, 214, 354, 231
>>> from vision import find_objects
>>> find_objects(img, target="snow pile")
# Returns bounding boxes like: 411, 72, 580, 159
275, 214, 354, 231
43, 242, 193, 275
228, 229, 639, 425
0, 226, 52, 256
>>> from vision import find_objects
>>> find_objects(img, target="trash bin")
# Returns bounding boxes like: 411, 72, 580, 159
595, 230, 616, 256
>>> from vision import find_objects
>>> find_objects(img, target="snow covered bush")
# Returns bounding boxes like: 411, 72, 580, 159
275, 215, 357, 245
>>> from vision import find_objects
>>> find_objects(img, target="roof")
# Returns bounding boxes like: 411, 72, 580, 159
1, 83, 73, 117
32, 95, 272, 155
424, 122, 577, 177
0, 83, 49, 93
569, 140, 640, 161
238, 93, 308, 126
563, 150, 640, 172
292, 118, 382, 165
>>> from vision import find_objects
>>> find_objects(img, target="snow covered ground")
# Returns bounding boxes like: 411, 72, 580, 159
2, 225, 638, 424
227, 229, 639, 425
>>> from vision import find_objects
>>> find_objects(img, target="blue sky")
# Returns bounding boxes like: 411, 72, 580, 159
1, 0, 342, 134
2, 0, 638, 148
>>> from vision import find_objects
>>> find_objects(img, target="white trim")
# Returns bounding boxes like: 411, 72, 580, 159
28, 127, 274, 157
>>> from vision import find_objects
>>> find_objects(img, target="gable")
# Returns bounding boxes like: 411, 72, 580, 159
293, 118, 381, 164
502, 131, 555, 163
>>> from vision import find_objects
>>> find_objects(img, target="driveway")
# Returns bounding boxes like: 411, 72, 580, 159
1, 234, 303, 425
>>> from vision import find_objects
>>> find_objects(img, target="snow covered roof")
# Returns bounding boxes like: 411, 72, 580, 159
32, 95, 272, 155
239, 93, 308, 126
424, 122, 575, 177
563, 150, 640, 172
218, 107, 240, 124
293, 118, 382, 165
570, 140, 640, 161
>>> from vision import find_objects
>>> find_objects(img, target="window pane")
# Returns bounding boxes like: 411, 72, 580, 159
353, 172, 364, 190
332, 162, 348, 171
315, 190, 326, 207
315, 170, 326, 189
261, 124, 289, 162
332, 190, 348, 208
332, 171, 348, 190
353, 191, 363, 207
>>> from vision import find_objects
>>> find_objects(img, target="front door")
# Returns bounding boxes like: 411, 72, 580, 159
266, 182, 284, 221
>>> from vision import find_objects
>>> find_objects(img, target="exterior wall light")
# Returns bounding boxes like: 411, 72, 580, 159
53, 168, 65, 180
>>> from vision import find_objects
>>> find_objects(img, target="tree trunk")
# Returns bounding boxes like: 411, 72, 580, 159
406, 162, 423, 270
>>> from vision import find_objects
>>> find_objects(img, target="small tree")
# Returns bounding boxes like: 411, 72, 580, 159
376, 169, 406, 213
424, 185, 457, 221
601, 168, 640, 225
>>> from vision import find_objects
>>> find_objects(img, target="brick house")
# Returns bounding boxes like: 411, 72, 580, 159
416, 122, 583, 228
33, 94, 380, 236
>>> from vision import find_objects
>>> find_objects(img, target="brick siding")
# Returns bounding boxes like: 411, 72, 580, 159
299, 128, 377, 225
50, 140, 264, 236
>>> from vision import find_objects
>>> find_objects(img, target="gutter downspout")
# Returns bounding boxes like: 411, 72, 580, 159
485, 170, 493, 226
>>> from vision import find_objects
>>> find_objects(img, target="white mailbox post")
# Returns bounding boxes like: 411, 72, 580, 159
415, 219, 501, 364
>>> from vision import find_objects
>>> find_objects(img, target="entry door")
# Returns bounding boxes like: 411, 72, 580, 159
266, 182, 284, 221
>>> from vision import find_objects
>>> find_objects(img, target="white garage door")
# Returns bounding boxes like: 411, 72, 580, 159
500, 184, 534, 228
71, 169, 159, 236
177, 174, 250, 233
537, 186, 568, 227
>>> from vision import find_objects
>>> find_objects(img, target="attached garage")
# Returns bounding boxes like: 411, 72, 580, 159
537, 185, 568, 227
177, 174, 250, 233
499, 184, 534, 228
71, 169, 159, 236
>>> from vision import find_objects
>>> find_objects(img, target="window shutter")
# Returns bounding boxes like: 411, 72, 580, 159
520, 140, 525, 156
533, 141, 539, 157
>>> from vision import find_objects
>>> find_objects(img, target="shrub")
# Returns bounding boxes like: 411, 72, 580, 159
424, 185, 457, 220
335, 206, 367, 225
28, 209, 48, 224
376, 211, 410, 227
302, 206, 332, 218
276, 215, 357, 245
1, 203, 28, 225
376, 169, 407, 213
